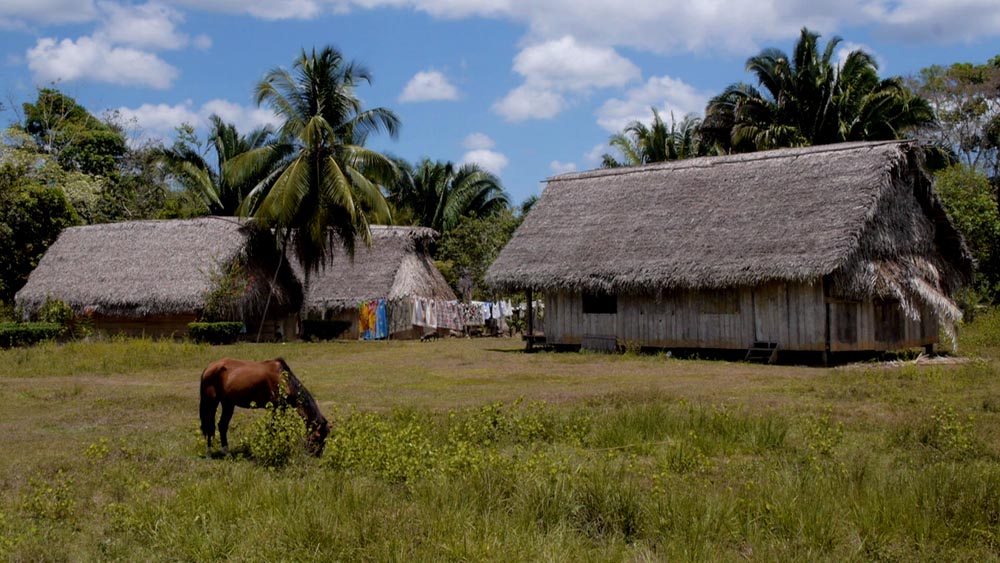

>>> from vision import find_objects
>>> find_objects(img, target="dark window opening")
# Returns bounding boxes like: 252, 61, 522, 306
875, 300, 903, 343
582, 292, 617, 315
836, 302, 858, 344
699, 289, 740, 314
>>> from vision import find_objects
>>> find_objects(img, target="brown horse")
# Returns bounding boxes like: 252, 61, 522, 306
200, 358, 329, 457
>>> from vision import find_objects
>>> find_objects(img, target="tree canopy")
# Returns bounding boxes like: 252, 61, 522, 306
386, 159, 510, 234
703, 28, 935, 152
602, 109, 709, 168
229, 46, 400, 277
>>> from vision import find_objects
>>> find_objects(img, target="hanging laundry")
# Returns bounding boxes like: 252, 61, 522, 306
375, 299, 388, 340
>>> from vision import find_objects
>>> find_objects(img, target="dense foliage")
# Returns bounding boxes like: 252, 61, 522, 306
187, 322, 243, 344
0, 161, 79, 302
934, 164, 1000, 302
0, 322, 62, 348
702, 28, 935, 152
230, 46, 398, 278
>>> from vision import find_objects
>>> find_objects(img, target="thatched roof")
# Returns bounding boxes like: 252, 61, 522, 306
297, 226, 457, 314
15, 217, 302, 318
487, 141, 971, 317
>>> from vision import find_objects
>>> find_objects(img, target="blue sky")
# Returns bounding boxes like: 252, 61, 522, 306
1, 1, 999, 205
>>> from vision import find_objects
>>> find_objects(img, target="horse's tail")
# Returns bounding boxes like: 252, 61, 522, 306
199, 367, 220, 439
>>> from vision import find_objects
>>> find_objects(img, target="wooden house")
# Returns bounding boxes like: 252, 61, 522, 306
486, 141, 973, 360
297, 226, 457, 340
15, 217, 302, 340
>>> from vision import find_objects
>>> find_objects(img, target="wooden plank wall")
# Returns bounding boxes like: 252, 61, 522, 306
828, 301, 936, 352
543, 282, 934, 352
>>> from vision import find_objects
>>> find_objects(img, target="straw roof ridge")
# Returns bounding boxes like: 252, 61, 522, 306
487, 141, 972, 299
546, 140, 913, 184
296, 225, 456, 314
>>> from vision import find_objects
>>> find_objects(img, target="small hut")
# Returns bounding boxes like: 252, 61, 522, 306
298, 226, 457, 340
487, 141, 973, 360
15, 217, 302, 339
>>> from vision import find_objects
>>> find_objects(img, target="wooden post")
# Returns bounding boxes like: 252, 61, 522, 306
525, 288, 534, 352
822, 277, 831, 367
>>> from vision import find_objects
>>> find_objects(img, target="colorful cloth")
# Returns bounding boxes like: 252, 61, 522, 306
360, 299, 388, 340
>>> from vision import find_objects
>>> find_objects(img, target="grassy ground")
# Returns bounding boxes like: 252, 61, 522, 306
2, 310, 1000, 561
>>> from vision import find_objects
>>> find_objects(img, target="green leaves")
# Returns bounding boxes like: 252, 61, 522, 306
235, 46, 400, 278
706, 27, 935, 152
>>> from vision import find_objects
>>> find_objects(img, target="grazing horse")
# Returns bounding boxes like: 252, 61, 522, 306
200, 358, 329, 457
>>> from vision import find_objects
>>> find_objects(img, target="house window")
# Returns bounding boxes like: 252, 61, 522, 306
836, 302, 858, 344
699, 289, 740, 314
875, 300, 903, 343
582, 292, 617, 315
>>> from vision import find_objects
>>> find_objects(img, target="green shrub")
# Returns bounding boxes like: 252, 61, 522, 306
243, 403, 308, 469
187, 321, 243, 344
0, 322, 62, 348
35, 297, 73, 328
301, 319, 351, 341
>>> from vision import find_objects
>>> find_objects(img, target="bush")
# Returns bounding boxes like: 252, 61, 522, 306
243, 403, 308, 469
301, 319, 351, 341
0, 322, 62, 348
187, 322, 243, 345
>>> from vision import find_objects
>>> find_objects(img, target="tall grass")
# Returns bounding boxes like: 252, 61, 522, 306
1, 312, 1000, 560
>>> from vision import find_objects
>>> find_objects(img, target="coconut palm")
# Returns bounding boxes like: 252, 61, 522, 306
703, 28, 935, 153
602, 109, 708, 168
156, 115, 281, 215
229, 46, 400, 277
386, 159, 509, 234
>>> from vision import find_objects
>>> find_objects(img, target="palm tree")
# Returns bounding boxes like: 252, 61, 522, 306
156, 115, 281, 215
386, 159, 509, 234
229, 46, 400, 278
703, 28, 935, 153
602, 109, 708, 168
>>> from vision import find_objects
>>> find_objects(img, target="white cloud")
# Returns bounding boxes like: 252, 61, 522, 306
201, 99, 282, 132
462, 132, 495, 150
863, 0, 1000, 43
494, 36, 639, 121
114, 101, 201, 136
461, 149, 509, 175
835, 41, 886, 71
113, 99, 281, 142
96, 2, 192, 50
493, 85, 565, 122
512, 36, 640, 91
26, 36, 179, 89
168, 0, 324, 20
549, 160, 576, 174
585, 143, 608, 165
0, 0, 98, 26
596, 75, 711, 133
399, 70, 459, 102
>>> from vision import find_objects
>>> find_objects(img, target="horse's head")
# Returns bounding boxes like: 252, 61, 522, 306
306, 417, 330, 457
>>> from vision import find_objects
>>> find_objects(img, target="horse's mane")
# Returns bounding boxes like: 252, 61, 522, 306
272, 358, 326, 428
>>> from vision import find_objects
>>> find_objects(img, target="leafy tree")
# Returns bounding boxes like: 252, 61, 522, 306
21, 88, 127, 177
909, 57, 1000, 179
435, 208, 520, 300
230, 46, 399, 278
602, 109, 709, 167
0, 162, 79, 302
703, 28, 935, 152
386, 159, 510, 233
157, 117, 284, 215
0, 127, 104, 223
934, 164, 1000, 301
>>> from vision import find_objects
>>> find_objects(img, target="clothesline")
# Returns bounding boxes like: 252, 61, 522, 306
356, 297, 520, 339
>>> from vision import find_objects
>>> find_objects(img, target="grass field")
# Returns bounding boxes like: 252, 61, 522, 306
2, 310, 1000, 561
